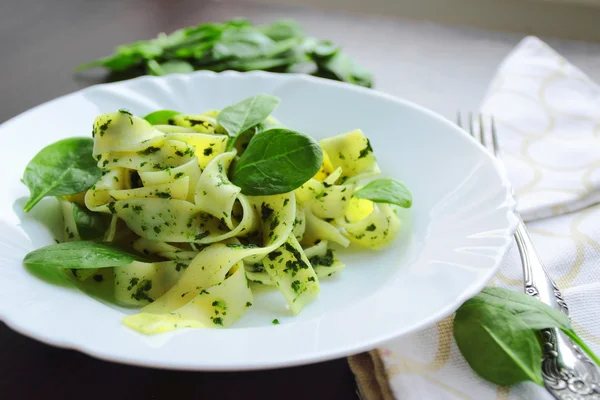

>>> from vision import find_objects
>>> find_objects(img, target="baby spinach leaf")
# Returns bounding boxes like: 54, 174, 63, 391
231, 128, 322, 195
144, 110, 181, 125
225, 125, 260, 152
455, 287, 600, 386
75, 53, 140, 72
467, 287, 570, 330
309, 40, 340, 59
353, 178, 412, 208
454, 303, 544, 386
147, 59, 194, 76
77, 41, 163, 72
212, 26, 276, 60
260, 19, 303, 41
22, 138, 102, 212
314, 51, 374, 88
72, 204, 107, 240
24, 241, 148, 269
563, 329, 600, 366
216, 94, 279, 137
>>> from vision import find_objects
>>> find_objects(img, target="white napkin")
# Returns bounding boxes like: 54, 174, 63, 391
482, 36, 600, 222
351, 36, 600, 400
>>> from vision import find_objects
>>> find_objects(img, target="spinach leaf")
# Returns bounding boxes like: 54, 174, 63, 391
308, 40, 340, 59
231, 128, 323, 195
72, 204, 107, 240
77, 41, 163, 72
22, 138, 102, 212
212, 26, 275, 60
144, 110, 181, 125
260, 20, 303, 41
454, 303, 544, 386
314, 51, 374, 88
466, 287, 570, 330
147, 60, 194, 76
454, 287, 600, 387
353, 178, 412, 208
24, 241, 148, 269
225, 125, 260, 152
216, 94, 280, 137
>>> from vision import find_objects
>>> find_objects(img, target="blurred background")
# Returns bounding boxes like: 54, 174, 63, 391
3, 0, 600, 125
241, 0, 600, 41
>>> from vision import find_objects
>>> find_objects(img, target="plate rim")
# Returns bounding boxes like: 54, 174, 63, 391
0, 70, 519, 371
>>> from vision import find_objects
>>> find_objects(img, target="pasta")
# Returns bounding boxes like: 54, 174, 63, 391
22, 96, 412, 334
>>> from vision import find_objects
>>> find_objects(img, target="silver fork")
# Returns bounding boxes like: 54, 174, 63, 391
458, 113, 600, 399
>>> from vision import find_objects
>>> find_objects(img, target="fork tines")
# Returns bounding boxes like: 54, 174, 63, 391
456, 112, 500, 157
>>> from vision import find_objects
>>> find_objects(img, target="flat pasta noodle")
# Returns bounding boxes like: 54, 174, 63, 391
303, 241, 346, 278
104, 215, 119, 242
123, 192, 300, 333
164, 132, 228, 169
158, 251, 199, 261
195, 152, 241, 229
132, 237, 193, 258
35, 103, 410, 335
295, 176, 354, 219
97, 140, 195, 172
59, 199, 99, 281
245, 268, 273, 285
292, 206, 306, 241
167, 114, 218, 133
140, 192, 296, 315
59, 198, 81, 242
113, 198, 203, 242
301, 206, 350, 248
337, 202, 400, 249
109, 176, 189, 201
153, 125, 196, 133
193, 152, 259, 240
84, 168, 131, 213
114, 261, 167, 306
93, 111, 165, 156
139, 158, 201, 202
319, 129, 381, 183
123, 262, 251, 333
261, 235, 319, 314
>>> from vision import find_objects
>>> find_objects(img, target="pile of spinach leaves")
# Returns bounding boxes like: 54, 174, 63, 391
76, 19, 373, 88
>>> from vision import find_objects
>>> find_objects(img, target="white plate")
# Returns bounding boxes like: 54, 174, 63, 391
0, 71, 517, 370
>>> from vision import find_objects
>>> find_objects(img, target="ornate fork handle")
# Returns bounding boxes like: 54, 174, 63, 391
515, 219, 600, 399
458, 113, 600, 399
515, 220, 569, 314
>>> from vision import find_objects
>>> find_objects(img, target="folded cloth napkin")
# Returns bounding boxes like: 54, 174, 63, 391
349, 36, 600, 400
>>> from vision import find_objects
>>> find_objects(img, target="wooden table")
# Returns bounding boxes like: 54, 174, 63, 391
5, 1, 600, 399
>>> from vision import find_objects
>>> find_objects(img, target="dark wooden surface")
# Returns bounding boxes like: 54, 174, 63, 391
0, 1, 359, 399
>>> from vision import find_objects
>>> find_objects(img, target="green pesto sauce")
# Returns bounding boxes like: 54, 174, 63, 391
309, 250, 335, 267
261, 202, 274, 221
358, 138, 373, 159
137, 146, 161, 156
156, 191, 172, 199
